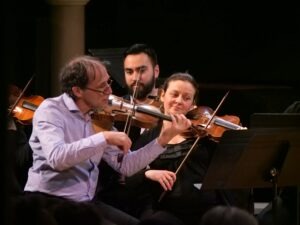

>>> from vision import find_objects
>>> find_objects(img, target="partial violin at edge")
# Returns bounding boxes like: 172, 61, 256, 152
12, 95, 44, 125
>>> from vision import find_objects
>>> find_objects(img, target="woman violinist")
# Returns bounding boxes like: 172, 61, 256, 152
123, 73, 253, 225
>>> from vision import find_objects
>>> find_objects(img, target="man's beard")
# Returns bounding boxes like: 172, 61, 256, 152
127, 75, 155, 100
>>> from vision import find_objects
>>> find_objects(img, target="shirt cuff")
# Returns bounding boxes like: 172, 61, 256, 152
89, 132, 107, 147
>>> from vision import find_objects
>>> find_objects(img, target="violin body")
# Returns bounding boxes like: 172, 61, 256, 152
91, 112, 114, 132
12, 95, 44, 125
185, 106, 247, 141
91, 95, 164, 131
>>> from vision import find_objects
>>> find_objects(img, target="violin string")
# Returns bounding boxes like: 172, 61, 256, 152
8, 75, 35, 116
158, 90, 230, 202
175, 91, 230, 173
123, 68, 142, 134
118, 69, 142, 184
203, 90, 230, 130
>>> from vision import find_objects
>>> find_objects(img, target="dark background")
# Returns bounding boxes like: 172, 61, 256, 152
1, 1, 300, 223
2, 0, 300, 126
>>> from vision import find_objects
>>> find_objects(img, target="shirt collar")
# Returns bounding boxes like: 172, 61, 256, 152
62, 93, 80, 112
62, 93, 91, 121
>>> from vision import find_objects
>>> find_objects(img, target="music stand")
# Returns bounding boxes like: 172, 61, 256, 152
250, 113, 300, 128
202, 128, 300, 225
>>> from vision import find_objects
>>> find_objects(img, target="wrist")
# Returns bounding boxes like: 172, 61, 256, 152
157, 132, 172, 147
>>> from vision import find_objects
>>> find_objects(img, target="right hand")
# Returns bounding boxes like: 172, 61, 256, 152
145, 170, 176, 191
102, 131, 132, 153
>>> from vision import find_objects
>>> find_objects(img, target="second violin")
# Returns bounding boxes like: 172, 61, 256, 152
185, 105, 247, 141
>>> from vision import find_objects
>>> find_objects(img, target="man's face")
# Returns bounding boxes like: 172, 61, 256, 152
124, 53, 159, 100
76, 65, 112, 113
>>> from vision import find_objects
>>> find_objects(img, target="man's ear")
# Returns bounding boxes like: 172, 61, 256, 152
154, 64, 160, 79
160, 90, 165, 102
72, 86, 83, 98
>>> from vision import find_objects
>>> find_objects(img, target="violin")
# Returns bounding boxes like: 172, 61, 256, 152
184, 106, 247, 141
91, 95, 163, 133
8, 84, 44, 125
92, 95, 246, 140
11, 95, 44, 125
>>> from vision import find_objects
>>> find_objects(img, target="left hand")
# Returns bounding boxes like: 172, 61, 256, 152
157, 114, 191, 147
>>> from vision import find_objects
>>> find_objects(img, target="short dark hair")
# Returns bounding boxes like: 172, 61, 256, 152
123, 43, 158, 66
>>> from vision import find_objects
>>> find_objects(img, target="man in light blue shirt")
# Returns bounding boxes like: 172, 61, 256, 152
24, 55, 191, 225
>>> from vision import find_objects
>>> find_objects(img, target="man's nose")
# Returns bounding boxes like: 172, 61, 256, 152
105, 86, 113, 95
133, 71, 142, 81
108, 86, 113, 94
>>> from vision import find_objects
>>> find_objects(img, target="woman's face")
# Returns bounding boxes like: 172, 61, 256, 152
160, 80, 196, 115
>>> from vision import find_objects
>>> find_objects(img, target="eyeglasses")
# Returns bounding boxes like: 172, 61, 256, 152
85, 79, 113, 94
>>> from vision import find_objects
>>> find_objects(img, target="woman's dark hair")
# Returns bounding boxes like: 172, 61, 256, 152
123, 43, 158, 67
162, 72, 199, 103
60, 55, 104, 99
